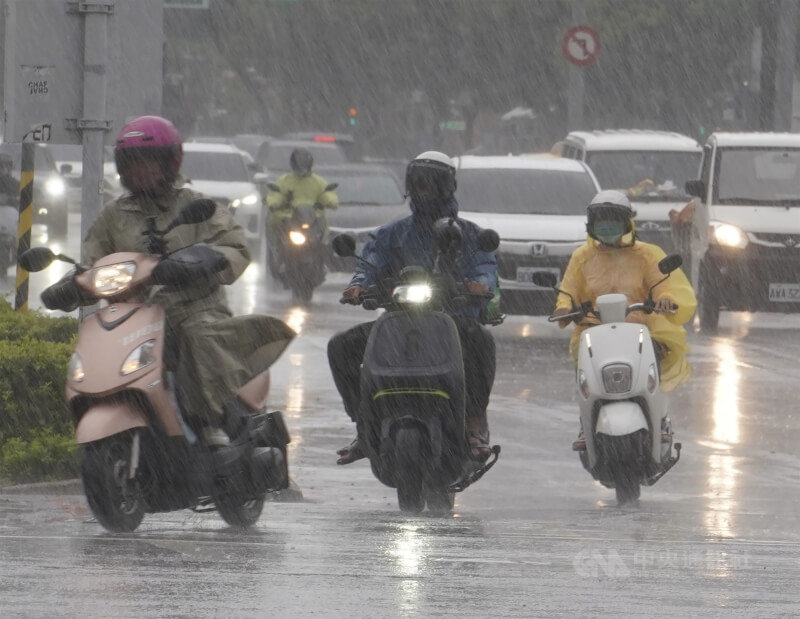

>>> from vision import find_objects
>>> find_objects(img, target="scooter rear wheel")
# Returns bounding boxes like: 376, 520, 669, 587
214, 495, 265, 527
82, 434, 145, 533
425, 485, 455, 515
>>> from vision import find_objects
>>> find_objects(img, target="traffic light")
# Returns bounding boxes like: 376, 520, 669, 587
348, 107, 358, 127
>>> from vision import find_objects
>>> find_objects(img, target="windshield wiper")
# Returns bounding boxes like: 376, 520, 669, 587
720, 197, 800, 206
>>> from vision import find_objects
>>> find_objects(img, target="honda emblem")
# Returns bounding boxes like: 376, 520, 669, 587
531, 243, 548, 257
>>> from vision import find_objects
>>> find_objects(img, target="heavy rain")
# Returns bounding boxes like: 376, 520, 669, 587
2, 0, 800, 616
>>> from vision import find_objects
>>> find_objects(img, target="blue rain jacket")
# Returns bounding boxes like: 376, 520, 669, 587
349, 197, 497, 321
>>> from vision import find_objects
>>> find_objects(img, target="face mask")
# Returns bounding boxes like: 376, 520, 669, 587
593, 220, 626, 245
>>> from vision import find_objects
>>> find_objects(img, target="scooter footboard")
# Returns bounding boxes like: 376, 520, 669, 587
595, 401, 648, 436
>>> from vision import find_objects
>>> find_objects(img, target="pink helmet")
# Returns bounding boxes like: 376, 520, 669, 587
114, 115, 183, 185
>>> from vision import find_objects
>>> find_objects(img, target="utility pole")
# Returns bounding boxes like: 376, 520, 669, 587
773, 0, 798, 131
567, 0, 587, 131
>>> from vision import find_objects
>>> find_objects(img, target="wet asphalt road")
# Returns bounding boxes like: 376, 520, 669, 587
2, 219, 800, 617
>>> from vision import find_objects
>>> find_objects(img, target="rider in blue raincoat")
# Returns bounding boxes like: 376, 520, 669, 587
328, 151, 497, 464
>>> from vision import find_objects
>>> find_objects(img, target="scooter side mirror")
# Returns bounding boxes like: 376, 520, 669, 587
168, 199, 217, 232
433, 217, 463, 252
658, 254, 683, 275
332, 234, 357, 257
477, 228, 500, 252
18, 247, 57, 272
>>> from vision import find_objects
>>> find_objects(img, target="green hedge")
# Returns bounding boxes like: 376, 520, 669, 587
0, 300, 78, 483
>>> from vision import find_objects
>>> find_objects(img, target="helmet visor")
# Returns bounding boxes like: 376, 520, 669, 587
406, 164, 453, 199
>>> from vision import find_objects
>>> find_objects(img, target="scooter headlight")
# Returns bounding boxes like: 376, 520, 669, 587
68, 353, 85, 382
647, 363, 658, 393
602, 363, 632, 394
578, 369, 590, 399
121, 339, 157, 376
289, 230, 307, 245
392, 284, 432, 304
231, 193, 259, 209
93, 262, 136, 296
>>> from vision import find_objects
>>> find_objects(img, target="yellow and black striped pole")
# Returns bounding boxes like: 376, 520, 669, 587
14, 142, 34, 312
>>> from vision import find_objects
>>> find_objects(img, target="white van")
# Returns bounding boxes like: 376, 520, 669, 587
558, 129, 702, 254
685, 132, 800, 333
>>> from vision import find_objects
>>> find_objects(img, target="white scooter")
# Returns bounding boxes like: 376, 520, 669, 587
535, 254, 684, 505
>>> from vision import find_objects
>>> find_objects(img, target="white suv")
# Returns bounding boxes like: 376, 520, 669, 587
685, 132, 800, 333
454, 155, 600, 315
181, 142, 267, 258
558, 129, 702, 254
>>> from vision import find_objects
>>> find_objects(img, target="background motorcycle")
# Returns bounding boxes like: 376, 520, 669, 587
534, 255, 684, 506
19, 199, 293, 532
268, 182, 337, 306
332, 219, 503, 514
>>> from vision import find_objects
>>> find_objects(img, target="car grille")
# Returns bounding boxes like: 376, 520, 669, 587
497, 253, 567, 280
751, 232, 800, 248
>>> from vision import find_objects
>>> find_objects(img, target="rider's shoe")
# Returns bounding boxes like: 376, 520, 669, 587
336, 438, 365, 465
201, 426, 231, 448
466, 417, 491, 462
572, 429, 586, 452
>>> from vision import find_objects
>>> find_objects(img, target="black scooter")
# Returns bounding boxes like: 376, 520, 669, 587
332, 219, 502, 514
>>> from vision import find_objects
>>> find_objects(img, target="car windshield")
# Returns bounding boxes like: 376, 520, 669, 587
456, 168, 597, 215
45, 144, 82, 162
716, 148, 800, 205
324, 173, 404, 205
182, 151, 250, 182
261, 144, 347, 171
585, 150, 701, 200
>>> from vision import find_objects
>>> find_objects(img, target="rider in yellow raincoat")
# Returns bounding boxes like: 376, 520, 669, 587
553, 190, 697, 392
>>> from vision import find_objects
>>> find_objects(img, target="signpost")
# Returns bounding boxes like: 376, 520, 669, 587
562, 25, 601, 68
3, 0, 163, 310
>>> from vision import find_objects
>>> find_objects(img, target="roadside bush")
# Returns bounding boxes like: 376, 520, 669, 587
0, 430, 80, 483
0, 300, 78, 483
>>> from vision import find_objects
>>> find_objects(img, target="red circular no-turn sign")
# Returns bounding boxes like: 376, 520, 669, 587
562, 25, 600, 67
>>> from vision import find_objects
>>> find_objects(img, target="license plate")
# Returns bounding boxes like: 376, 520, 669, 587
769, 283, 800, 302
516, 266, 560, 286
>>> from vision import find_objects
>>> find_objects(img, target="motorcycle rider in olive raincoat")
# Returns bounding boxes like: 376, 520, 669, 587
78, 116, 294, 446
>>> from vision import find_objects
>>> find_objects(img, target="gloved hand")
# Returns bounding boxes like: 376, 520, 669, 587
340, 285, 363, 305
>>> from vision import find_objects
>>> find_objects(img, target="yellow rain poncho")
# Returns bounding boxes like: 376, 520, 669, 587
555, 232, 697, 392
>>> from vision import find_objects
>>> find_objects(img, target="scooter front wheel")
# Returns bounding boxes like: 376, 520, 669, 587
82, 434, 145, 533
395, 428, 426, 514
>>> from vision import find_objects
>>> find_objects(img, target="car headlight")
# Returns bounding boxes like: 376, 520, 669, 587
93, 262, 136, 296
68, 353, 85, 382
230, 193, 259, 209
711, 222, 748, 249
289, 230, 307, 245
392, 284, 432, 304
45, 177, 66, 197
602, 363, 632, 394
121, 339, 157, 376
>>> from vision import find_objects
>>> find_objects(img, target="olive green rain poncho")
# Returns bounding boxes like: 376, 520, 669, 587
555, 230, 697, 392
82, 182, 295, 423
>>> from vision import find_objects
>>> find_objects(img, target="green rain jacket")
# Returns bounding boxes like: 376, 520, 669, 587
265, 172, 338, 230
